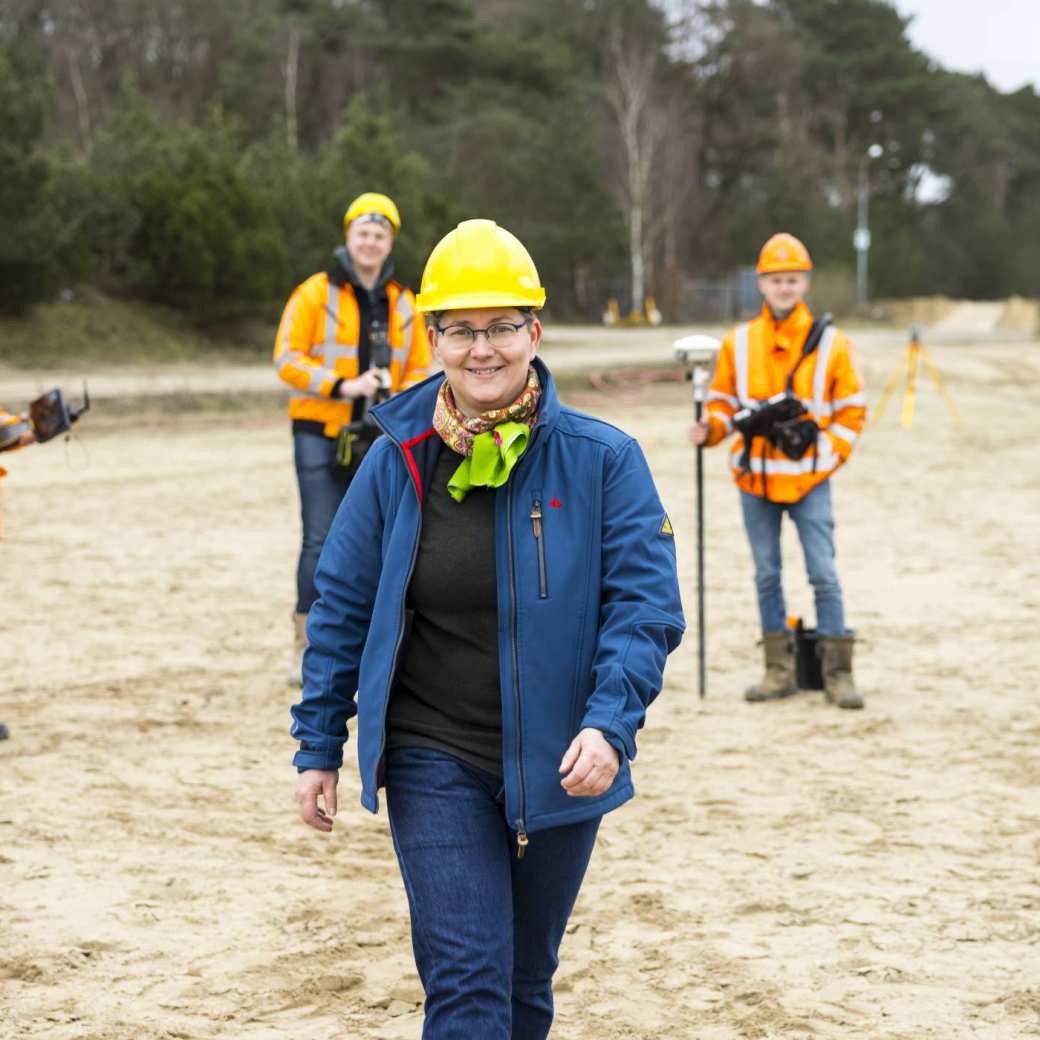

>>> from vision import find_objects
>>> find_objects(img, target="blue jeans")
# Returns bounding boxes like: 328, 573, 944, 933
293, 430, 353, 613
739, 480, 846, 636
385, 747, 601, 1040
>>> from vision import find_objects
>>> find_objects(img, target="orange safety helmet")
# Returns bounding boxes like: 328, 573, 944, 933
756, 233, 813, 274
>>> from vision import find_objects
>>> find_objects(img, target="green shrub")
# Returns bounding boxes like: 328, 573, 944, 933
0, 46, 63, 315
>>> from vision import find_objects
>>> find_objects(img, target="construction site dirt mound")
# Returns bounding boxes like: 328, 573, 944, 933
876, 295, 1038, 335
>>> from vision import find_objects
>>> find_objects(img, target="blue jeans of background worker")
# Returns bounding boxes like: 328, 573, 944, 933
293, 430, 354, 614
739, 480, 846, 635
385, 747, 601, 1040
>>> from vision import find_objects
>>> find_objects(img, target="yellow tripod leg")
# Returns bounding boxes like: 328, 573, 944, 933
901, 344, 920, 429
872, 352, 908, 425
920, 347, 961, 424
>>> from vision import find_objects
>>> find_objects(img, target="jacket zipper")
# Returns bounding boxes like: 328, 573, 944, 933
507, 479, 528, 857
378, 415, 539, 854
530, 498, 548, 599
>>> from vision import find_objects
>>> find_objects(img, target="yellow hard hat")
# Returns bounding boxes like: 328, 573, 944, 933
756, 232, 813, 274
343, 192, 401, 235
415, 219, 546, 313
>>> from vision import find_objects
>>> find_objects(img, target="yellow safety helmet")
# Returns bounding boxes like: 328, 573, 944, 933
343, 192, 401, 235
415, 219, 546, 313
756, 232, 813, 274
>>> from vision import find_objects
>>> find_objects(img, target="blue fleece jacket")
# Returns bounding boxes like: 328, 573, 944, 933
290, 358, 685, 836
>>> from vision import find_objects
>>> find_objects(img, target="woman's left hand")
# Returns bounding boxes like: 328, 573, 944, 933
559, 728, 621, 797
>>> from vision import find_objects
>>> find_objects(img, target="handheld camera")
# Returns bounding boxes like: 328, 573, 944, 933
29, 384, 91, 443
366, 319, 393, 407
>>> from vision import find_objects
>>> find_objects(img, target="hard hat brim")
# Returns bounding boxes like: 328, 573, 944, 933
756, 264, 813, 274
415, 288, 546, 314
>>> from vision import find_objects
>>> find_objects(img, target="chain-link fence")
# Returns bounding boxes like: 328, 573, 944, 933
589, 266, 761, 324
590, 265, 857, 324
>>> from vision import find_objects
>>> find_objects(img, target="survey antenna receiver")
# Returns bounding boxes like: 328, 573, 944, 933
673, 334, 720, 368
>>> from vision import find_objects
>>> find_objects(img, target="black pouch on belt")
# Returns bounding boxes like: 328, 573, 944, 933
335, 422, 380, 473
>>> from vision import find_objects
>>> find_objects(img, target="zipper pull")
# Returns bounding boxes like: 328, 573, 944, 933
530, 501, 542, 538
516, 823, 529, 859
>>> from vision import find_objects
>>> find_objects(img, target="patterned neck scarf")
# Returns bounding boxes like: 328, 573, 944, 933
433, 367, 541, 501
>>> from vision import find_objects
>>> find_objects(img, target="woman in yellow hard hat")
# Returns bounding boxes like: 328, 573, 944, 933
273, 191, 430, 685
290, 219, 684, 1037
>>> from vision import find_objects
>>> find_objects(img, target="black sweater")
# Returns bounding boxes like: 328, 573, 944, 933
387, 446, 503, 776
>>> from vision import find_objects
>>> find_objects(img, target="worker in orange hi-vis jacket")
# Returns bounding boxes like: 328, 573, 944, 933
689, 233, 867, 709
274, 192, 431, 686
1, 402, 35, 488
1, 403, 36, 740
0, 405, 35, 456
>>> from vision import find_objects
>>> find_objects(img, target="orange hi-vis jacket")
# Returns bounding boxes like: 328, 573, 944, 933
273, 273, 431, 438
1, 405, 32, 479
0, 406, 27, 443
705, 302, 866, 503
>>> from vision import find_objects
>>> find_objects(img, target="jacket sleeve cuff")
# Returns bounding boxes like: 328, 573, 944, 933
602, 732, 628, 764
582, 708, 637, 761
706, 414, 731, 446
293, 745, 344, 772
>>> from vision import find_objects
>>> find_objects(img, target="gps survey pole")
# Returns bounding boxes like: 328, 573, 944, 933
673, 335, 720, 700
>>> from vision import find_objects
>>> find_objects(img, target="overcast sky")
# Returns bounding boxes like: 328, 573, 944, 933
893, 0, 1039, 93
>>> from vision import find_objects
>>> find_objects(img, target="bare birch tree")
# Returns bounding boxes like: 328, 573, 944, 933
605, 18, 667, 317
285, 12, 301, 152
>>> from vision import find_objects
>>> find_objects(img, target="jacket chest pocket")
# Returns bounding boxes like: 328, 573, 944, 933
529, 490, 548, 600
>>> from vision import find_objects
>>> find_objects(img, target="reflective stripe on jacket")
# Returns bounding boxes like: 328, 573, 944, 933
273, 274, 431, 438
289, 357, 685, 836
705, 303, 866, 502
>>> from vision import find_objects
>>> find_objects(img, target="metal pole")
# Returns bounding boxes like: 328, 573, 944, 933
693, 364, 708, 699
855, 144, 882, 310
856, 157, 868, 309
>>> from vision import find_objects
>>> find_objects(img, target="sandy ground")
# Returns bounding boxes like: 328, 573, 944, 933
2, 331, 1040, 1039
3, 320, 1032, 408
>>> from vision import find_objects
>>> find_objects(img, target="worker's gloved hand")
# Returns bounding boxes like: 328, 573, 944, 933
772, 418, 818, 459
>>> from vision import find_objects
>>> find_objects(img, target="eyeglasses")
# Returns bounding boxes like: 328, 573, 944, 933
435, 320, 530, 349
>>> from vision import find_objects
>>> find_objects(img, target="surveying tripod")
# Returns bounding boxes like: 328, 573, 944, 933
872, 326, 959, 429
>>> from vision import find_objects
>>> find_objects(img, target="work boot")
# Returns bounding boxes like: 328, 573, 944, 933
744, 631, 797, 702
288, 612, 308, 687
818, 634, 863, 709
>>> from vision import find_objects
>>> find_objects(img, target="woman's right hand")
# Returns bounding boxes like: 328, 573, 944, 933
296, 768, 339, 832
688, 420, 710, 446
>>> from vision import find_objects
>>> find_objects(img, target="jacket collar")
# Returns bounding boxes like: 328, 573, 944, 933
329, 246, 395, 294
761, 301, 813, 350
371, 355, 561, 449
